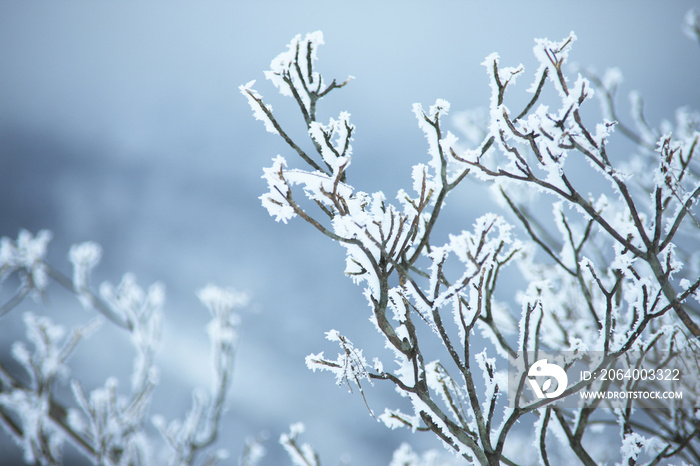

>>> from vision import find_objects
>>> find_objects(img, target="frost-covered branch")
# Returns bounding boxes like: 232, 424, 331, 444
248, 30, 700, 465
279, 423, 320, 466
0, 230, 248, 465
153, 285, 247, 465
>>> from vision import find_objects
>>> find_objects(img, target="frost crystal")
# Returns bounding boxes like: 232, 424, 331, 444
280, 423, 319, 466
0, 229, 53, 293
260, 155, 297, 223
306, 330, 372, 391
265, 31, 325, 109
69, 242, 102, 309
198, 284, 248, 320
239, 81, 279, 135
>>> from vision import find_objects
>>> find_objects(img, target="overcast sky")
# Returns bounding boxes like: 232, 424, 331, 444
1, 2, 699, 464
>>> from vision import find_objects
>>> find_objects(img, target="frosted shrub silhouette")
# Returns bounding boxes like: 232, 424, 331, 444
243, 29, 700, 465
0, 231, 246, 465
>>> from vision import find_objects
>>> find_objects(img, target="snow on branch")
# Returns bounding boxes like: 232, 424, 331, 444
248, 29, 700, 465
0, 230, 52, 306
0, 230, 249, 465
280, 423, 320, 466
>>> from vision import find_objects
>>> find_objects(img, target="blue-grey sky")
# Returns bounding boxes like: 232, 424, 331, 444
1, 2, 698, 464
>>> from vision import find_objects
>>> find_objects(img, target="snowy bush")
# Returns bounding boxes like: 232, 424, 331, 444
0, 230, 245, 465
243, 28, 700, 465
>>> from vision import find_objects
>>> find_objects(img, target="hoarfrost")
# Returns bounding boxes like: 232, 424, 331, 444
239, 81, 279, 135
280, 423, 319, 466
0, 230, 52, 294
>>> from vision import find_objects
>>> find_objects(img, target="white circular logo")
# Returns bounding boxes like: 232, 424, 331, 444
527, 359, 568, 399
